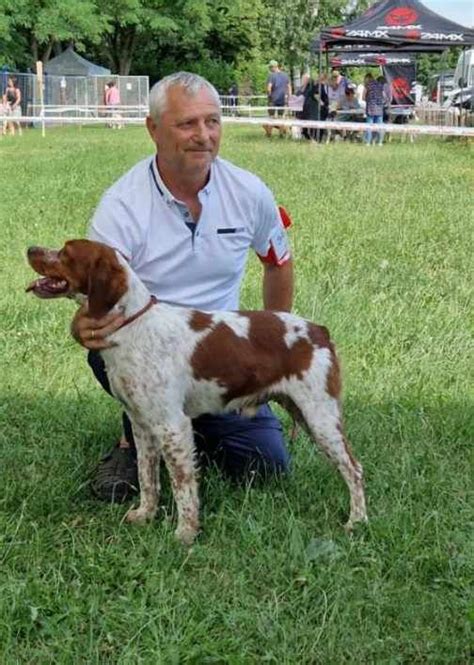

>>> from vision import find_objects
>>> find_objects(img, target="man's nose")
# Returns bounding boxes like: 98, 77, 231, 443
193, 120, 210, 142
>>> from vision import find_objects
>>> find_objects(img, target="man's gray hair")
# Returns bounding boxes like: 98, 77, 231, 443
149, 72, 221, 121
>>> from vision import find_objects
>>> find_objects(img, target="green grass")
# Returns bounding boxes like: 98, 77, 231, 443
0, 126, 473, 663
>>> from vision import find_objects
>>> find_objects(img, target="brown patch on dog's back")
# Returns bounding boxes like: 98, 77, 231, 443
191, 311, 331, 402
307, 322, 331, 348
326, 345, 342, 398
189, 310, 213, 332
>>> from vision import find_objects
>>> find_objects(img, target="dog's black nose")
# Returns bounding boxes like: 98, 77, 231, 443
27, 246, 42, 257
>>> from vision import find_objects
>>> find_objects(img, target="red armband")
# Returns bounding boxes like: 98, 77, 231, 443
257, 205, 292, 266
278, 205, 293, 229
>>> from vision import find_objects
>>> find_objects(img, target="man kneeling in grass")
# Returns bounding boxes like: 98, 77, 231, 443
71, 71, 294, 502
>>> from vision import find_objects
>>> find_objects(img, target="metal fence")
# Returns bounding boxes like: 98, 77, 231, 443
1, 75, 472, 135
2, 72, 149, 122
416, 102, 473, 128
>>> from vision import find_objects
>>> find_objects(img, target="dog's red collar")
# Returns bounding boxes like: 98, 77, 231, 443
116, 295, 158, 332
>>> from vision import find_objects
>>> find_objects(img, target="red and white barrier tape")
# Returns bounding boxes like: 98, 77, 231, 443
1, 114, 472, 137
224, 115, 474, 137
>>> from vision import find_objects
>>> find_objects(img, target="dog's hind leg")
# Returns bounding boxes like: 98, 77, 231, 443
160, 415, 200, 546
284, 391, 367, 530
126, 421, 160, 525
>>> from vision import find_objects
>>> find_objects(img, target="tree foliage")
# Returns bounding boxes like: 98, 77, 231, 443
92, 0, 180, 75
0, 0, 103, 69
0, 0, 464, 92
258, 0, 347, 76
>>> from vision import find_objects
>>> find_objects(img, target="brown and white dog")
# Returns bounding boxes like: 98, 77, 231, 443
26, 239, 367, 544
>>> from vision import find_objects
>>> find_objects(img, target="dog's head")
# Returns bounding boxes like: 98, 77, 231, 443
26, 239, 128, 318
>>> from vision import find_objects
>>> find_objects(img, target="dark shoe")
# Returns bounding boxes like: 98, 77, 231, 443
91, 444, 139, 503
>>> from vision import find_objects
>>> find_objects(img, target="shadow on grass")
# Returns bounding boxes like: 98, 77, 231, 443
1, 390, 471, 524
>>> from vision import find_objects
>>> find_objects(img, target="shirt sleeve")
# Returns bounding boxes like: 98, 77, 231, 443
251, 182, 291, 265
88, 192, 140, 262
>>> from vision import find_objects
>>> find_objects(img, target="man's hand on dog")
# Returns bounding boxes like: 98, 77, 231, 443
71, 304, 125, 350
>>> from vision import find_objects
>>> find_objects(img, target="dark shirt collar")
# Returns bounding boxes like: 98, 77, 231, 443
151, 155, 213, 203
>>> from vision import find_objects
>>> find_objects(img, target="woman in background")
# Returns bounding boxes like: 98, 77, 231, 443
3, 77, 22, 136
363, 73, 385, 146
297, 72, 328, 142
105, 80, 123, 129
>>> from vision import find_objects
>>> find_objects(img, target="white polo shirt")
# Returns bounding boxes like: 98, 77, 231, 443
88, 155, 290, 311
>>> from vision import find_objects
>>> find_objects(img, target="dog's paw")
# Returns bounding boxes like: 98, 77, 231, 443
125, 507, 155, 525
344, 514, 368, 534
175, 524, 198, 546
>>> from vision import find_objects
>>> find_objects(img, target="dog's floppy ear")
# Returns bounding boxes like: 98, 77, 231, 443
87, 254, 127, 319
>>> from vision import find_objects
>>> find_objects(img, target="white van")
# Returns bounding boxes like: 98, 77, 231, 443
453, 49, 474, 89
443, 50, 474, 113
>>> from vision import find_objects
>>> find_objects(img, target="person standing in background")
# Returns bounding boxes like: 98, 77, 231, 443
105, 81, 123, 129
227, 82, 239, 116
264, 60, 291, 139
327, 70, 346, 117
377, 75, 392, 123
297, 72, 326, 141
363, 73, 386, 146
3, 77, 22, 136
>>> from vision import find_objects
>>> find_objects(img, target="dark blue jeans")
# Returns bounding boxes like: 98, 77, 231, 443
88, 351, 290, 481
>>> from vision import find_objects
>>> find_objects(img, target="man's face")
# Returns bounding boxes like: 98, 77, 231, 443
146, 86, 221, 178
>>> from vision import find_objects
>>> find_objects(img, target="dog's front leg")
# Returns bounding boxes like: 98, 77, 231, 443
160, 416, 199, 546
126, 421, 160, 525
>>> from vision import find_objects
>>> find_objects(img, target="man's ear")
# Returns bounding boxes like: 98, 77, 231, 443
87, 256, 127, 319
146, 115, 159, 143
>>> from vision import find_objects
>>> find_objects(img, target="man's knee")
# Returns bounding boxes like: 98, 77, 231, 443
223, 435, 290, 482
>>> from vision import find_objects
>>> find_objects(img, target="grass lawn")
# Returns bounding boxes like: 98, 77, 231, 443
0, 125, 472, 664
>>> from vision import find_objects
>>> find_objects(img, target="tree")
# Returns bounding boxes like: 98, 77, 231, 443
0, 0, 104, 69
204, 0, 263, 63
416, 50, 461, 86
259, 0, 347, 80
130, 0, 262, 88
92, 0, 214, 75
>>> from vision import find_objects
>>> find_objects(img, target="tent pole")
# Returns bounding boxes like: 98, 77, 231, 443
439, 48, 448, 105
318, 41, 323, 121
459, 47, 466, 127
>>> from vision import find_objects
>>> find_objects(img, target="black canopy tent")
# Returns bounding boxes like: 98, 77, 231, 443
312, 0, 474, 118
313, 40, 442, 53
329, 52, 417, 106
329, 51, 415, 67
316, 0, 474, 52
